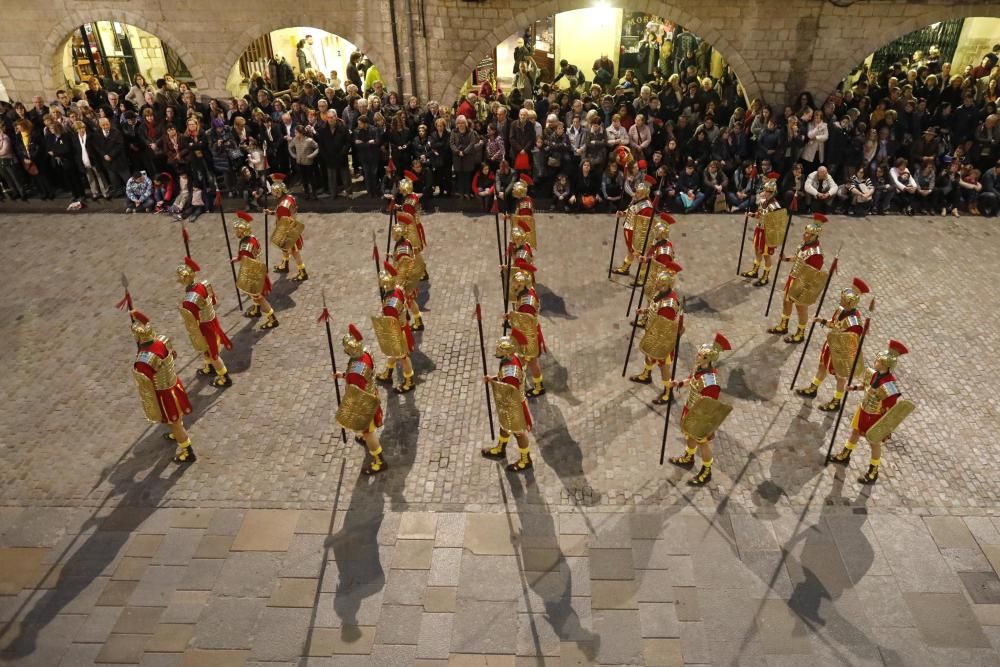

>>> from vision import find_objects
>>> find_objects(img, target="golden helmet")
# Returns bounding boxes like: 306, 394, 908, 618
633, 182, 651, 201
495, 335, 517, 359
391, 223, 406, 239
398, 177, 414, 195
512, 270, 532, 292
654, 270, 675, 292
762, 172, 779, 192
270, 172, 288, 197
342, 324, 364, 358
696, 332, 732, 367
176, 256, 199, 286
130, 310, 156, 344
378, 270, 396, 291
511, 180, 528, 200
510, 226, 526, 245
804, 213, 827, 237
875, 339, 908, 370
841, 277, 870, 309
234, 210, 253, 238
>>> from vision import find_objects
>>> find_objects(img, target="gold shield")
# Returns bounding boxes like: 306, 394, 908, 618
335, 384, 381, 433
132, 369, 162, 423
491, 379, 529, 433
237, 256, 266, 294
642, 262, 666, 299
762, 208, 788, 248
508, 311, 540, 359
787, 264, 828, 306
639, 313, 679, 361
865, 399, 915, 445
827, 331, 860, 378
397, 216, 424, 253
370, 315, 408, 358
179, 306, 209, 354
680, 395, 733, 441
630, 211, 653, 254
512, 214, 536, 248
270, 215, 305, 251
395, 255, 420, 292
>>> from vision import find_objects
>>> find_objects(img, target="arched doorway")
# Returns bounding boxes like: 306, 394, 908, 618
57, 21, 196, 96
226, 27, 379, 96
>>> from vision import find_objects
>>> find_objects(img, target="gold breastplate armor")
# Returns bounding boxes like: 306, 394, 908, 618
348, 357, 376, 396
500, 361, 525, 398
791, 245, 821, 279
686, 371, 719, 409
137, 336, 178, 391
239, 237, 260, 259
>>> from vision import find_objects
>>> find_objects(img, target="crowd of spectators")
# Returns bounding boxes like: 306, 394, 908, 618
1, 40, 999, 218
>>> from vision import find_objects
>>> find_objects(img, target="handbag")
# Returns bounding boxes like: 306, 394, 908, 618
713, 192, 727, 212
546, 153, 561, 168
25, 161, 39, 176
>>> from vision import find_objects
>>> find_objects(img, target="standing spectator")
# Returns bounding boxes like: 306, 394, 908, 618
0, 122, 29, 200
449, 115, 481, 198
804, 165, 837, 213
208, 119, 238, 195
296, 39, 313, 75
288, 124, 320, 199
428, 117, 452, 196
317, 109, 351, 197
97, 117, 130, 194
629, 114, 652, 160
13, 119, 56, 200
71, 120, 110, 200
124, 170, 154, 212
800, 109, 828, 172
43, 115, 84, 208
160, 125, 190, 175
582, 118, 607, 173
509, 108, 535, 170
484, 123, 505, 171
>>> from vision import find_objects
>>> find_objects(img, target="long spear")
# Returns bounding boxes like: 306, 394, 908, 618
181, 224, 192, 257
318, 288, 347, 444
473, 285, 496, 440
115, 272, 135, 324
385, 203, 396, 257
371, 229, 384, 302
789, 249, 841, 391
736, 165, 758, 276
659, 311, 686, 465
502, 216, 513, 334
764, 199, 795, 317
263, 196, 270, 269
624, 216, 655, 318
493, 196, 504, 267
824, 297, 875, 465
216, 192, 244, 311
607, 210, 622, 281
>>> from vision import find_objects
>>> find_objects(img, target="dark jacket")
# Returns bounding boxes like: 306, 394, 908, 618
70, 130, 104, 172
96, 127, 129, 173
316, 120, 350, 168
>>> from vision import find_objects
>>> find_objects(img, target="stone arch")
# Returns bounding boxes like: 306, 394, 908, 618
44, 11, 208, 94
436, 0, 762, 106
216, 20, 394, 94
809, 4, 1000, 101
0, 57, 10, 102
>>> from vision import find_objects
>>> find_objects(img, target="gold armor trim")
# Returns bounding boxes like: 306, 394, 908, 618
508, 311, 540, 359
180, 305, 209, 354
626, 208, 653, 254
865, 399, 915, 445
197, 281, 217, 322
827, 331, 860, 378
395, 255, 422, 292
370, 315, 409, 358
132, 368, 162, 422
237, 256, 267, 294
787, 264, 828, 306
336, 384, 381, 433
396, 216, 424, 253
491, 379, 528, 433
639, 313, 679, 361
680, 395, 733, 441
270, 215, 305, 251
512, 214, 536, 249
761, 208, 788, 248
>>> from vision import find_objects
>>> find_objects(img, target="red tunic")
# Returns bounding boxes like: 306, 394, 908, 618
516, 287, 546, 353
238, 235, 272, 296
182, 282, 233, 358
346, 351, 384, 429
853, 369, 900, 435
499, 355, 533, 431
134, 339, 192, 423
383, 287, 415, 352
818, 307, 864, 374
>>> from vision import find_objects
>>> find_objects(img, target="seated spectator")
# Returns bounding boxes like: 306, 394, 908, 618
552, 173, 572, 212
871, 163, 894, 215
935, 158, 962, 217
889, 157, 918, 214
151, 172, 174, 212
727, 162, 756, 212
601, 161, 625, 211
958, 166, 983, 215
804, 165, 837, 213
838, 167, 874, 216
913, 157, 937, 214
124, 170, 153, 213
702, 160, 729, 212
675, 159, 704, 213
979, 158, 1000, 217
570, 159, 600, 211
472, 162, 495, 210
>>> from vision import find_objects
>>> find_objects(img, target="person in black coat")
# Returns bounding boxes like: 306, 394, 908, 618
71, 120, 112, 199
316, 109, 351, 197
96, 117, 130, 193
12, 119, 56, 199
43, 118, 84, 202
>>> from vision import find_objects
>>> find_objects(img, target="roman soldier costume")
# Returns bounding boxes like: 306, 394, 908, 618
668, 333, 734, 486
388, 223, 425, 331
640, 213, 677, 294
130, 311, 196, 464
507, 262, 546, 398
398, 175, 428, 253
176, 256, 233, 388
828, 340, 912, 485
481, 333, 535, 472
795, 278, 870, 411
766, 214, 826, 343
630, 263, 684, 405
334, 325, 387, 475
233, 210, 279, 330
511, 175, 537, 249
372, 266, 416, 394
267, 173, 309, 282
741, 172, 783, 286
612, 178, 656, 276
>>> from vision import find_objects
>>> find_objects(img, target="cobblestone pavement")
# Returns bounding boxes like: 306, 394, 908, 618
1, 209, 1000, 665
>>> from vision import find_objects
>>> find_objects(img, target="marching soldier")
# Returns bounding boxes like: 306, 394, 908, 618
506, 262, 546, 398
828, 339, 911, 485
795, 278, 870, 411
766, 214, 826, 343
233, 210, 279, 329
398, 175, 427, 251
611, 177, 656, 276
176, 256, 233, 387
388, 223, 425, 331
639, 213, 677, 293
373, 265, 416, 394
741, 172, 783, 286
511, 175, 538, 249
129, 310, 196, 464
668, 332, 734, 486
630, 262, 684, 405
481, 332, 535, 472
507, 224, 534, 266
334, 325, 388, 475
267, 173, 308, 282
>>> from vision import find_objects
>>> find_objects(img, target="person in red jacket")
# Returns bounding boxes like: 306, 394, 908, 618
334, 325, 388, 475
766, 214, 826, 343
668, 332, 733, 486
176, 256, 233, 387
828, 339, 908, 485
795, 277, 870, 411
130, 311, 196, 463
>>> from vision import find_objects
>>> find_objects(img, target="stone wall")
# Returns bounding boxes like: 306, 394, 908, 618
1, 0, 998, 105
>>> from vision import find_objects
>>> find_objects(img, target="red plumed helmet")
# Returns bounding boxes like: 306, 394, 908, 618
403, 170, 418, 181
644, 174, 657, 185
813, 213, 828, 223
513, 259, 537, 273
713, 332, 732, 352
131, 310, 150, 324
852, 277, 870, 294
659, 212, 676, 224
270, 172, 287, 182
767, 172, 780, 180
183, 256, 200, 272
236, 210, 253, 222
662, 260, 683, 274
519, 174, 534, 186
887, 339, 908, 357
348, 324, 363, 341
383, 261, 398, 276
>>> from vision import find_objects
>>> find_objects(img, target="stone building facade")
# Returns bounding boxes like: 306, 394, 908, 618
1, 0, 997, 105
